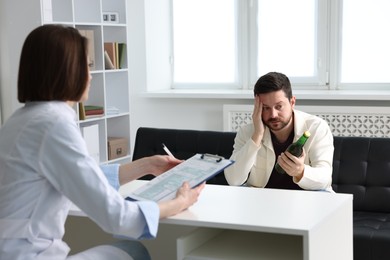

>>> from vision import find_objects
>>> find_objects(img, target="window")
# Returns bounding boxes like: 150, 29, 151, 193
167, 0, 390, 90
340, 0, 390, 87
255, 0, 324, 85
172, 0, 238, 88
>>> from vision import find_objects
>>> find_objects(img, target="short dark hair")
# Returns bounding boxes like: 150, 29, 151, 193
18, 24, 89, 102
253, 72, 292, 100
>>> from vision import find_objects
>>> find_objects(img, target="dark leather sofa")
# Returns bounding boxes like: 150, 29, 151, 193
133, 127, 390, 260
132, 127, 235, 185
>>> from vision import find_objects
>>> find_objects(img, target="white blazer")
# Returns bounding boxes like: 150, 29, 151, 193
224, 110, 334, 192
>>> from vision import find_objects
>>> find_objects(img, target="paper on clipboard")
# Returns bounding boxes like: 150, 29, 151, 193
126, 153, 234, 202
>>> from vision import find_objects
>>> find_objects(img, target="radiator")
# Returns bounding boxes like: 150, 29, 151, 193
223, 104, 390, 137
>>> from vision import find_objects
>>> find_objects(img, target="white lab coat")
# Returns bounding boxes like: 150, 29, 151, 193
0, 101, 159, 260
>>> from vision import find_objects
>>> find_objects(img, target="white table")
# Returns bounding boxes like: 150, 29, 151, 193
69, 181, 353, 260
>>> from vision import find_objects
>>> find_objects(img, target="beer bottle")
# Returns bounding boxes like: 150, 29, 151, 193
275, 131, 311, 174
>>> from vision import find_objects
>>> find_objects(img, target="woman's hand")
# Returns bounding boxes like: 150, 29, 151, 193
119, 155, 183, 185
146, 155, 183, 177
158, 181, 206, 219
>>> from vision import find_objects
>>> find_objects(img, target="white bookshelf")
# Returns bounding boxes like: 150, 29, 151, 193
0, 0, 131, 163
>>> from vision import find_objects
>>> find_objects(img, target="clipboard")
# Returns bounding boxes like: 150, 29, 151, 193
126, 153, 234, 202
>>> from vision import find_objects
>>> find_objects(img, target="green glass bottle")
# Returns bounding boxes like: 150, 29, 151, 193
274, 131, 311, 174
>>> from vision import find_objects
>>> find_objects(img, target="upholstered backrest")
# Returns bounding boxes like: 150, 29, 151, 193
332, 137, 390, 212
132, 127, 236, 185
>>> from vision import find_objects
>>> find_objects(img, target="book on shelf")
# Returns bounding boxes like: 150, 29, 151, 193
84, 105, 104, 112
104, 42, 117, 69
78, 102, 86, 120
85, 109, 104, 116
78, 30, 95, 70
114, 42, 119, 69
104, 42, 126, 69
85, 114, 105, 119
104, 50, 115, 70
118, 43, 126, 69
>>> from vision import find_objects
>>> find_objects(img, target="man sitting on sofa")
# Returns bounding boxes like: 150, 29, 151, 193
224, 72, 334, 192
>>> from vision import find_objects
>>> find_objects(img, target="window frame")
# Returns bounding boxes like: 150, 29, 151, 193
331, 0, 390, 90
170, 0, 330, 90
161, 0, 390, 93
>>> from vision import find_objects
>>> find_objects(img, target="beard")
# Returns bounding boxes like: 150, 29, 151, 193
264, 114, 293, 131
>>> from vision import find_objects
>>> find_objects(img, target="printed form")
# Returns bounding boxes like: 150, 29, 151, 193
126, 154, 234, 202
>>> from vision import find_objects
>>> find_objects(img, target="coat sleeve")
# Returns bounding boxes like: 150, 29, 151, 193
39, 119, 160, 239
100, 164, 120, 190
224, 124, 260, 186
296, 119, 334, 192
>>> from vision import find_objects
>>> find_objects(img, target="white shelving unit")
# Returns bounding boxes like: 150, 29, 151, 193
43, 0, 131, 163
1, 0, 132, 162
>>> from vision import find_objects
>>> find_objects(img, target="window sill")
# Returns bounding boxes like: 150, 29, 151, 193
141, 89, 390, 101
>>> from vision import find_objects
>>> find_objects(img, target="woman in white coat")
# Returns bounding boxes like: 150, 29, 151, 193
0, 24, 204, 260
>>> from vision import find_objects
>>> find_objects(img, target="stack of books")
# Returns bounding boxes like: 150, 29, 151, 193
79, 103, 104, 120
84, 105, 104, 118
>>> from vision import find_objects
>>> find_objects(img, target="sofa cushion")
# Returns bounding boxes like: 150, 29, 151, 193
354, 211, 390, 260
332, 137, 390, 213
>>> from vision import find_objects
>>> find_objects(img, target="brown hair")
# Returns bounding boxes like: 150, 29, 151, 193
253, 72, 292, 100
18, 24, 89, 102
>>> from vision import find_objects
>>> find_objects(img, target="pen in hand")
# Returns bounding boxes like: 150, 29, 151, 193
162, 143, 175, 158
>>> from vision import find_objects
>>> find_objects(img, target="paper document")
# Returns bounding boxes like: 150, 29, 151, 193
126, 153, 234, 202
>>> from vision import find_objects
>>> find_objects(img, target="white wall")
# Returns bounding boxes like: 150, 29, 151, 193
0, 0, 42, 124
